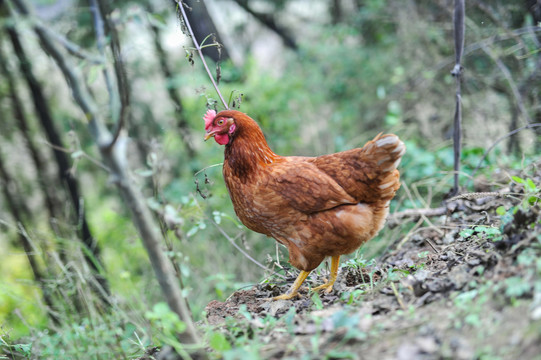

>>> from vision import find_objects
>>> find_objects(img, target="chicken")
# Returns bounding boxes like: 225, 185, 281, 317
204, 109, 405, 300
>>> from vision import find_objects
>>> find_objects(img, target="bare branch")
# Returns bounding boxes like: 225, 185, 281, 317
0, 146, 60, 323
41, 24, 104, 64
233, 0, 298, 51
3, 3, 111, 302
0, 39, 61, 222
450, 0, 465, 197
211, 220, 287, 280
7, 0, 203, 349
410, 26, 541, 95
148, 3, 196, 157
96, 0, 131, 150
468, 123, 541, 183
480, 42, 533, 125
174, 0, 229, 110
89, 0, 117, 118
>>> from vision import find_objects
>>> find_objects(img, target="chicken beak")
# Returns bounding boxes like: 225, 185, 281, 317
204, 131, 216, 141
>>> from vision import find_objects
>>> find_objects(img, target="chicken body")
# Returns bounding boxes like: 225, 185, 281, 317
204, 110, 405, 299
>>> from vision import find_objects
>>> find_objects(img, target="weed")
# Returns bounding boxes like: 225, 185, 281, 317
0, 332, 31, 359
343, 257, 376, 269
511, 176, 540, 208
387, 268, 411, 282
340, 289, 365, 305
145, 303, 192, 358
460, 226, 503, 242
504, 277, 532, 300
208, 331, 231, 352
311, 293, 324, 310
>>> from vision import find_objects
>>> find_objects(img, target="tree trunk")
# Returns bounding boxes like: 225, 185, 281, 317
0, 149, 59, 324
0, 38, 63, 234
149, 3, 196, 158
184, 0, 230, 62
3, 22, 111, 304
233, 0, 298, 50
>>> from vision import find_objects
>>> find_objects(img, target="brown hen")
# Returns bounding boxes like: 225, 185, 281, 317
204, 110, 405, 300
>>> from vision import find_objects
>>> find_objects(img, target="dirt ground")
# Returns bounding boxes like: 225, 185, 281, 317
203, 172, 541, 359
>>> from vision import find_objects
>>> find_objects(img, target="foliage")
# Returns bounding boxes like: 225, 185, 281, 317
0, 0, 540, 358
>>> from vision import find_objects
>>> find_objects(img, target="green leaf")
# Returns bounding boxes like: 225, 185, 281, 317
71, 150, 84, 159
474, 226, 501, 236
209, 332, 231, 352
505, 277, 531, 298
454, 289, 478, 307
496, 206, 506, 216
459, 228, 474, 238
147, 13, 167, 29
464, 313, 481, 327
213, 211, 222, 224
186, 226, 199, 237
311, 292, 323, 310
525, 178, 537, 192
87, 64, 102, 84
388, 268, 410, 281
135, 169, 155, 177
511, 175, 525, 184
12, 343, 31, 355
325, 350, 357, 359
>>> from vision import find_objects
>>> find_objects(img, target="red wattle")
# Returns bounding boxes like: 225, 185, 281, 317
215, 134, 229, 145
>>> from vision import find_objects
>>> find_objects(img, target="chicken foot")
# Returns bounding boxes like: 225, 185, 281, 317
272, 270, 310, 300
312, 255, 340, 294
272, 255, 341, 300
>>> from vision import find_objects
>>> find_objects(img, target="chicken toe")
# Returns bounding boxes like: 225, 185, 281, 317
312, 256, 340, 294
272, 270, 310, 301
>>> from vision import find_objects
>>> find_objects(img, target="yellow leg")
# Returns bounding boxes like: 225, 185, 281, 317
272, 270, 310, 301
312, 255, 340, 294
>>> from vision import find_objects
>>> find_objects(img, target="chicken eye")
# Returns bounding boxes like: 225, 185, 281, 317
217, 119, 225, 126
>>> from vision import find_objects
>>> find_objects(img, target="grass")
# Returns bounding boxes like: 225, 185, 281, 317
2, 147, 539, 359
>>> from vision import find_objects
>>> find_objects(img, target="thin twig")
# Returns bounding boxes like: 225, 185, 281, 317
468, 123, 541, 183
479, 41, 532, 125
148, 2, 195, 156
193, 162, 223, 177
408, 25, 541, 105
174, 0, 229, 109
447, 191, 510, 202
9, 13, 104, 64
43, 26, 103, 64
390, 282, 407, 310
37, 139, 110, 172
390, 207, 449, 221
210, 220, 286, 279
9, 0, 111, 146
451, 0, 465, 196
233, 0, 297, 50
425, 238, 440, 254
96, 0, 131, 150
89, 0, 116, 115
399, 181, 444, 236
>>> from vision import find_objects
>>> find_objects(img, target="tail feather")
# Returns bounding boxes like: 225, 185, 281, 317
369, 134, 406, 171
310, 133, 405, 204
362, 134, 405, 200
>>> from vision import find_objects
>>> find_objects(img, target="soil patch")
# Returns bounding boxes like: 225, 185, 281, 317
204, 173, 541, 359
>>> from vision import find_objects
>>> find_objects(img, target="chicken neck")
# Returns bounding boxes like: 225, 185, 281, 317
224, 120, 281, 180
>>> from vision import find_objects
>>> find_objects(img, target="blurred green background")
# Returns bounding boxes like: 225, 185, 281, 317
0, 0, 539, 357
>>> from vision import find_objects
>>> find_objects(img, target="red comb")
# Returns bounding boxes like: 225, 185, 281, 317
204, 109, 216, 130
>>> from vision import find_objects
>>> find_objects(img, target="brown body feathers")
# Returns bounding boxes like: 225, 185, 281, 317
204, 110, 404, 298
